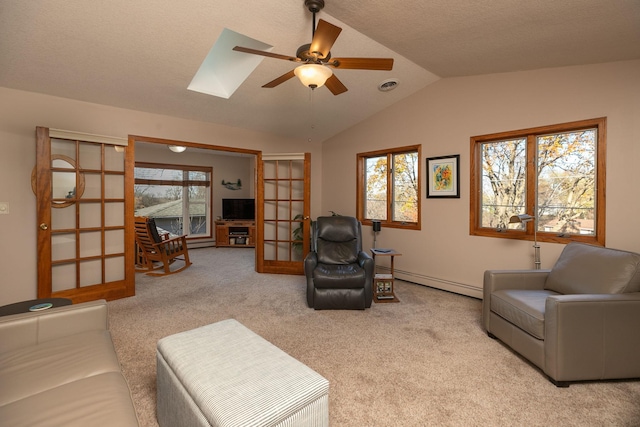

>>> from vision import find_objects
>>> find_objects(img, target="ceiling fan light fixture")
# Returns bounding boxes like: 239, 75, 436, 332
294, 64, 332, 89
168, 145, 187, 153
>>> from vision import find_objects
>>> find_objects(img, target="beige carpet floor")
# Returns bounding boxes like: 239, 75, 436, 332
108, 247, 640, 426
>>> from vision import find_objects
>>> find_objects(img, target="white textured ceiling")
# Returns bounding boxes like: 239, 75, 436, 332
1, 0, 638, 142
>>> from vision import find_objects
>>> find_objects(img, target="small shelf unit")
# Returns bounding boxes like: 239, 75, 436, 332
370, 248, 401, 303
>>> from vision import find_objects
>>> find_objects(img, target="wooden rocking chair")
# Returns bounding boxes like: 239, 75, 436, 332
134, 216, 192, 276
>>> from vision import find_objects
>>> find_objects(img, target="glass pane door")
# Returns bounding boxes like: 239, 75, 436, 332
257, 153, 310, 275
36, 127, 133, 302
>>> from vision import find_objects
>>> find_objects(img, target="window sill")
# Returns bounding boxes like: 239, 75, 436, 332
361, 219, 420, 231
471, 228, 603, 246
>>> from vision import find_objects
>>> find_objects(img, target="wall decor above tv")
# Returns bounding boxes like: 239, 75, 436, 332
221, 179, 242, 191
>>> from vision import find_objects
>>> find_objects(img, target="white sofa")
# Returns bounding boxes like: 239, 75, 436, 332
0, 299, 139, 426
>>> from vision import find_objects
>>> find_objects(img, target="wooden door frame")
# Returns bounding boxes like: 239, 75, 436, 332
35, 127, 52, 297
129, 135, 262, 270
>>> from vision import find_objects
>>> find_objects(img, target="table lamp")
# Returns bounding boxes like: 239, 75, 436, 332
372, 220, 381, 248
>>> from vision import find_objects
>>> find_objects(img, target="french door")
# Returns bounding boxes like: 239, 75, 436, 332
35, 127, 134, 302
256, 153, 311, 274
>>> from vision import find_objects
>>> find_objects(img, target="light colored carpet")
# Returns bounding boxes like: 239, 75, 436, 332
108, 247, 640, 426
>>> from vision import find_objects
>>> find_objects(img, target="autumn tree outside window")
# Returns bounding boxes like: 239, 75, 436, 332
470, 118, 606, 246
357, 145, 421, 230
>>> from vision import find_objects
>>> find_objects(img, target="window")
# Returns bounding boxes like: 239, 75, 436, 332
357, 145, 421, 230
134, 162, 212, 238
470, 118, 606, 245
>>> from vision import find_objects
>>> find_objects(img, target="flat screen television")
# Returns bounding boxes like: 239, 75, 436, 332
222, 198, 255, 220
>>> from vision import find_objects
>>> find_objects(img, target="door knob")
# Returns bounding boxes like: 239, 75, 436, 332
40, 223, 48, 230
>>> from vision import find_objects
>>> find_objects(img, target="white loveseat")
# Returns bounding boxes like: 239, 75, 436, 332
0, 299, 139, 426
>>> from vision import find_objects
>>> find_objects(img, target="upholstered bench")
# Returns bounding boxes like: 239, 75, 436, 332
156, 319, 329, 426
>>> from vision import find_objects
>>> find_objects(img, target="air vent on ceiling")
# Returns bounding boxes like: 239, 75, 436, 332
378, 79, 399, 92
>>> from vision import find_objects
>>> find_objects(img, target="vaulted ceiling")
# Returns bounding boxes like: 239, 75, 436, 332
1, 0, 638, 142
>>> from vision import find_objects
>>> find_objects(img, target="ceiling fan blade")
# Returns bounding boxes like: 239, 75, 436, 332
233, 46, 300, 62
309, 19, 342, 59
325, 74, 348, 96
262, 70, 297, 88
330, 57, 394, 71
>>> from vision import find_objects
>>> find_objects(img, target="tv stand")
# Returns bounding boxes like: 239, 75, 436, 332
215, 220, 255, 248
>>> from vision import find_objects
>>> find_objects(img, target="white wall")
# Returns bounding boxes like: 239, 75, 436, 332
0, 88, 323, 305
322, 60, 640, 298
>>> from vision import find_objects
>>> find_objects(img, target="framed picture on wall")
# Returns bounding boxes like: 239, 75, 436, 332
426, 154, 460, 198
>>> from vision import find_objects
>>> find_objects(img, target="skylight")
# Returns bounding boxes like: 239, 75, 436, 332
188, 28, 272, 99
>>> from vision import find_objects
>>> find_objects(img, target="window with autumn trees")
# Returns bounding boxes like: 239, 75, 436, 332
470, 117, 606, 245
357, 145, 421, 230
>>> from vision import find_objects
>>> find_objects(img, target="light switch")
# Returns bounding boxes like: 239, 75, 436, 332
0, 202, 8, 214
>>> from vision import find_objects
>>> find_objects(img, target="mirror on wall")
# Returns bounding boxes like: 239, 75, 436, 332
31, 154, 86, 208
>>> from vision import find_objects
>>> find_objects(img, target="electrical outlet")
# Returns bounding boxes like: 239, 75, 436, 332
0, 202, 9, 214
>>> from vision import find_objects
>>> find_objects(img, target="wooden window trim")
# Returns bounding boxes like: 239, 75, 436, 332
135, 161, 212, 173
356, 144, 421, 231
469, 117, 606, 246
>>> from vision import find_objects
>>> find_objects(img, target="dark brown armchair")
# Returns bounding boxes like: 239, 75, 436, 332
304, 216, 374, 309
134, 216, 192, 276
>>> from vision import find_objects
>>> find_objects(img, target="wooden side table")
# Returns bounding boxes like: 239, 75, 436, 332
370, 248, 401, 303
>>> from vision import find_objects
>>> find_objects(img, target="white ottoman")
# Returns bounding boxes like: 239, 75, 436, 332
156, 319, 329, 427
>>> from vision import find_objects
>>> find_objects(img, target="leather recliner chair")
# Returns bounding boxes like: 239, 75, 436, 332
304, 216, 374, 310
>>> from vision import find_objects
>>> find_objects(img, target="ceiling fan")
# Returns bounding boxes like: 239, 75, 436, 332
232, 0, 394, 95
